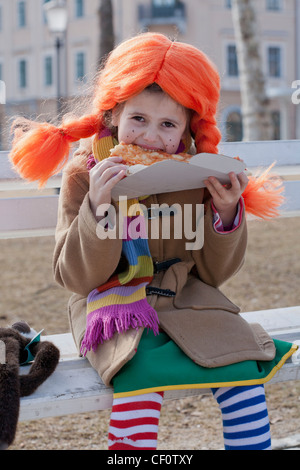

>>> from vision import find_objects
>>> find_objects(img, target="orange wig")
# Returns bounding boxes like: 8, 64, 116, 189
9, 32, 284, 216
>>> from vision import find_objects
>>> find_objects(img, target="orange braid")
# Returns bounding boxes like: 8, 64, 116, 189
10, 114, 100, 186
190, 114, 222, 154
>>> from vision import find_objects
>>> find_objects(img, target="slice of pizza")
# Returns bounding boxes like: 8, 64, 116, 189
109, 142, 192, 167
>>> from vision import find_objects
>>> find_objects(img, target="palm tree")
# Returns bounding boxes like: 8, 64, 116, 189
98, 0, 115, 66
231, 0, 273, 141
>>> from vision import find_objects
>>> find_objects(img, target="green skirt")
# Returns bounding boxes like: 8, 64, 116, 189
112, 329, 297, 398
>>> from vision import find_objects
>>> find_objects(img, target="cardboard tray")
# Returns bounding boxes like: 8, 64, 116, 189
111, 153, 248, 199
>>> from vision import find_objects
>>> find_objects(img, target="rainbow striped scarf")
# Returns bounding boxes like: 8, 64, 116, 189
80, 130, 159, 354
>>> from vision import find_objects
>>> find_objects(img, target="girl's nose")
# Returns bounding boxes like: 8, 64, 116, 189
143, 126, 157, 142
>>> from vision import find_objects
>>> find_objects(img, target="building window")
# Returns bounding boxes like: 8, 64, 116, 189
43, 0, 51, 22
268, 46, 281, 77
271, 111, 281, 140
266, 0, 282, 11
152, 0, 176, 5
226, 111, 243, 142
18, 1, 26, 28
227, 44, 239, 77
75, 52, 85, 81
19, 59, 27, 88
75, 0, 84, 18
225, 0, 232, 8
44, 56, 53, 86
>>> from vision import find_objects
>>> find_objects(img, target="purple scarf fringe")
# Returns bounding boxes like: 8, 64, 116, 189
80, 299, 159, 355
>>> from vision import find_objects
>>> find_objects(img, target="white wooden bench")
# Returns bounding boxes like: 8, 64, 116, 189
0, 140, 299, 423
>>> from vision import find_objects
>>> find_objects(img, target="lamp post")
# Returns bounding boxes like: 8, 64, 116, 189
44, 0, 68, 117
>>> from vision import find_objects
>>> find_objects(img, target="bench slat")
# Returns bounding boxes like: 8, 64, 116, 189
0, 196, 59, 238
219, 140, 300, 167
280, 180, 300, 213
19, 365, 114, 421
241, 306, 300, 333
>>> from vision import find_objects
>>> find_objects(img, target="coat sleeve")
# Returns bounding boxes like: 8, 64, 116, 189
53, 160, 123, 297
191, 201, 247, 288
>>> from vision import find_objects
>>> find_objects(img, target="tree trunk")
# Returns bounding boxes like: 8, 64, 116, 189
231, 0, 273, 141
98, 0, 115, 66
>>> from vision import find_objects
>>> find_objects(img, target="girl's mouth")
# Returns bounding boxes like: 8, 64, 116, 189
138, 144, 164, 152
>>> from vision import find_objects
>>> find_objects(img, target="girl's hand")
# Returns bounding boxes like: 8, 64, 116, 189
89, 156, 127, 221
204, 172, 249, 227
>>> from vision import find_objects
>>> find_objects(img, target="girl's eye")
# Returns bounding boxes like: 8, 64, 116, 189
163, 121, 175, 128
132, 116, 145, 122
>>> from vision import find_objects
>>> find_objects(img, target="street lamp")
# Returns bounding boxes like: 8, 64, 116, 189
44, 0, 68, 117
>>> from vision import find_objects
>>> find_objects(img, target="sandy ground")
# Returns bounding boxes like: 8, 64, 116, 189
0, 216, 299, 450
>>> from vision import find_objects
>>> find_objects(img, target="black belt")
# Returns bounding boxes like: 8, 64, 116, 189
153, 258, 181, 274
146, 286, 176, 297
146, 258, 181, 297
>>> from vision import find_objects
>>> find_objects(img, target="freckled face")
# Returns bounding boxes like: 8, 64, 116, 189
111, 90, 188, 154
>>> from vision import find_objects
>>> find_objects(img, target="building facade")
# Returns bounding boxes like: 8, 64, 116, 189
0, 0, 298, 149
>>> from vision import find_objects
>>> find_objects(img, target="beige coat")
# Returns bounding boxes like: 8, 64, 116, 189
53, 153, 275, 387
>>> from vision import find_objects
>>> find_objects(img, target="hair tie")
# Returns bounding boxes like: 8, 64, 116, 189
59, 128, 76, 143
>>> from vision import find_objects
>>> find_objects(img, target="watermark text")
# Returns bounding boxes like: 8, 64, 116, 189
96, 198, 204, 251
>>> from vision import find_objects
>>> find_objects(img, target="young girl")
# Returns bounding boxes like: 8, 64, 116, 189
10, 33, 295, 451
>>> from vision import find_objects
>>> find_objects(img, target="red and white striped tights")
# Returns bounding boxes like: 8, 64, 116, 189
108, 392, 164, 450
